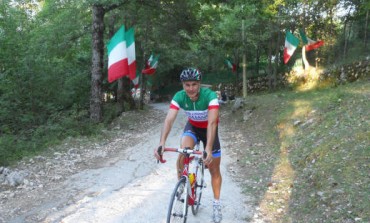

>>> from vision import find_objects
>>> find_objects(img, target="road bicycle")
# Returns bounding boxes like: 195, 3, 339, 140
158, 144, 206, 223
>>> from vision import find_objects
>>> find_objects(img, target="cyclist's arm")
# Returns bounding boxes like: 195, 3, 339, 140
204, 108, 219, 163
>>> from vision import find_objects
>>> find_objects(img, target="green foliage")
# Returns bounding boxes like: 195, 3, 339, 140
202, 71, 237, 85
1, 0, 369, 166
0, 107, 99, 166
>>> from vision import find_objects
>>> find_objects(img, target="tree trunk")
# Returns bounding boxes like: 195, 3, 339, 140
343, 6, 354, 61
90, 4, 105, 122
267, 37, 273, 90
139, 73, 146, 110
364, 10, 369, 51
255, 45, 260, 76
117, 79, 125, 113
272, 30, 280, 90
343, 20, 348, 60
123, 77, 136, 110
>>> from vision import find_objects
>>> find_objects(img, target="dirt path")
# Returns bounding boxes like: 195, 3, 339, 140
0, 103, 252, 223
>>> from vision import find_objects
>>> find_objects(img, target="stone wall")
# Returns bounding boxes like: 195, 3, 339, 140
319, 59, 370, 84
243, 59, 370, 93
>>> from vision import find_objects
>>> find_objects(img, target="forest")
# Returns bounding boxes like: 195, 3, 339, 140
0, 0, 369, 165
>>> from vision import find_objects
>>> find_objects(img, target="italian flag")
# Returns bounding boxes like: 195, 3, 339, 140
225, 59, 237, 73
126, 27, 136, 80
132, 73, 140, 89
299, 29, 324, 51
142, 53, 160, 75
283, 30, 300, 64
107, 25, 136, 83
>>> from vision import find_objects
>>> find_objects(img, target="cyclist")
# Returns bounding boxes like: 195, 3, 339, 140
154, 67, 223, 223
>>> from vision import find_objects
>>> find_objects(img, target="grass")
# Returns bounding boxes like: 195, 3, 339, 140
272, 81, 368, 222
282, 81, 370, 222
222, 79, 369, 222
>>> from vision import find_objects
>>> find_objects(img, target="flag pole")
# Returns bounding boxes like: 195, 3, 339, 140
242, 19, 247, 98
302, 45, 310, 70
139, 52, 146, 110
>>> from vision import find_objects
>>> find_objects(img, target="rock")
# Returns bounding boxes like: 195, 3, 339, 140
243, 110, 253, 121
293, 120, 302, 126
6, 171, 25, 186
0, 174, 5, 184
232, 98, 244, 112
302, 118, 315, 127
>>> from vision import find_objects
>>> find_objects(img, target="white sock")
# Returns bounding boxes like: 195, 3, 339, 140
213, 199, 220, 205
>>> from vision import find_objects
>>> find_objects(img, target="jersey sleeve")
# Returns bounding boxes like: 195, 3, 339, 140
169, 91, 182, 110
207, 91, 219, 110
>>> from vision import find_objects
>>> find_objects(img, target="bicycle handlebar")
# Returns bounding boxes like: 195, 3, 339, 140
157, 146, 207, 164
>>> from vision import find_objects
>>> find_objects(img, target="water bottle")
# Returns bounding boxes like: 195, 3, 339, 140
189, 173, 196, 188
189, 157, 198, 188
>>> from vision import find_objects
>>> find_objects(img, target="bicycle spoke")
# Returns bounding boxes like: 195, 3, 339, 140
191, 158, 204, 215
167, 178, 188, 223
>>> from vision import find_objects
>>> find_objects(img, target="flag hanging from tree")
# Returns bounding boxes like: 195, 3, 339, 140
283, 30, 300, 64
225, 59, 237, 73
299, 29, 324, 51
132, 73, 140, 88
107, 25, 136, 83
142, 53, 160, 75
126, 27, 136, 80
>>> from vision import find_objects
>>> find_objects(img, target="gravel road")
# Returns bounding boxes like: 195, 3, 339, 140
1, 103, 252, 223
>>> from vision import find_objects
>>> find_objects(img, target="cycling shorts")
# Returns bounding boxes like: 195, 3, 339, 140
182, 121, 221, 158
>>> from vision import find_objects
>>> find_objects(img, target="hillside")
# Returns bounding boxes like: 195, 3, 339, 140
221, 80, 369, 223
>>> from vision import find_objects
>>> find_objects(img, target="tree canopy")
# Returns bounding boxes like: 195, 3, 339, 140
0, 0, 368, 164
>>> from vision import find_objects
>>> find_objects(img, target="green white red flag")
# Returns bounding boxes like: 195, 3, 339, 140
225, 59, 237, 73
132, 73, 140, 88
142, 53, 159, 75
126, 27, 136, 80
299, 29, 324, 51
283, 30, 300, 64
107, 25, 136, 83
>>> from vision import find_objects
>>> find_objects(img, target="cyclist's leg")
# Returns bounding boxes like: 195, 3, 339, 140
193, 125, 223, 222
177, 122, 197, 179
207, 154, 222, 200
197, 126, 222, 200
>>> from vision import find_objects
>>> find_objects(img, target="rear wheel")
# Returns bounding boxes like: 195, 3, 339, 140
191, 158, 205, 215
167, 177, 189, 223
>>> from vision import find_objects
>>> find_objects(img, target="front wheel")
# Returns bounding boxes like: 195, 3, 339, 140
167, 177, 188, 223
191, 159, 205, 215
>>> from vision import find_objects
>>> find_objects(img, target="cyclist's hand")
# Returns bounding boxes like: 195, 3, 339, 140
154, 145, 163, 161
203, 150, 213, 166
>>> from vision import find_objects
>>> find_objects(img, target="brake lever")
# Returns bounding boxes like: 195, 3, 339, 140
157, 146, 166, 163
203, 150, 207, 159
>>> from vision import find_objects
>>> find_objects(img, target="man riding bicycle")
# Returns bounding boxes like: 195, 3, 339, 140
154, 67, 223, 223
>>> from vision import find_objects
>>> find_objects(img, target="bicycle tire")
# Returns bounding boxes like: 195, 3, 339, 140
191, 158, 204, 215
167, 177, 189, 223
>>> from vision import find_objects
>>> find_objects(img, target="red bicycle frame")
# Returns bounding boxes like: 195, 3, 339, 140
158, 147, 203, 205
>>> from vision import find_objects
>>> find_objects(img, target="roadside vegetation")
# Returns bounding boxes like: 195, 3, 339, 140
1, 3, 369, 222
1, 1, 368, 167
222, 79, 369, 223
